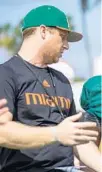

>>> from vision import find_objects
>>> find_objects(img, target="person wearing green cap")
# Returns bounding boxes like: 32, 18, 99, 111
74, 75, 102, 171
80, 75, 101, 147
81, 75, 101, 120
0, 5, 101, 172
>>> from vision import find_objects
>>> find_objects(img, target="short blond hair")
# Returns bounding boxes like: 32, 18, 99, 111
22, 26, 57, 40
22, 27, 37, 39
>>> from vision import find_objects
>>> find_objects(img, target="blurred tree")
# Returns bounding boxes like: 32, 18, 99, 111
0, 22, 22, 54
80, 0, 101, 77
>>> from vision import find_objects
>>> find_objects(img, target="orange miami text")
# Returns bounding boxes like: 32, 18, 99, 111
25, 93, 71, 109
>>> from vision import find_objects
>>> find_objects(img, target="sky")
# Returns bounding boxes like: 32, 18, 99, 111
0, 0, 101, 78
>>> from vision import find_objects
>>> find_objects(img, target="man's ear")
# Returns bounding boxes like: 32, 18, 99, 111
40, 25, 47, 40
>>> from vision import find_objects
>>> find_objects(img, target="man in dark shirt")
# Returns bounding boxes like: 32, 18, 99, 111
0, 5, 100, 172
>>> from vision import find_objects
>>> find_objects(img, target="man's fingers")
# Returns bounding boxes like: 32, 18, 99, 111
0, 111, 13, 124
75, 122, 97, 129
75, 129, 98, 137
68, 112, 82, 122
75, 135, 97, 142
0, 99, 7, 108
75, 140, 89, 145
0, 107, 9, 116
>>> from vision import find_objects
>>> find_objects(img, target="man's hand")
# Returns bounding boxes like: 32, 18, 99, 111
0, 99, 13, 124
0, 101, 98, 147
53, 113, 98, 146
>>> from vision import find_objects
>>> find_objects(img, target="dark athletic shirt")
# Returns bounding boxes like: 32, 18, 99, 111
0, 55, 76, 172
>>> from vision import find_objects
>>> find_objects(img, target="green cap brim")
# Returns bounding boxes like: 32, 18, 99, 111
56, 26, 83, 42
68, 31, 83, 42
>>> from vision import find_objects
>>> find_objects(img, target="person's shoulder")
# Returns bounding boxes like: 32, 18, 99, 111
0, 55, 18, 66
0, 56, 18, 77
49, 67, 71, 85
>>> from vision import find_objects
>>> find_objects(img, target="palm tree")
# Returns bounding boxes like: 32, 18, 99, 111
80, 0, 101, 77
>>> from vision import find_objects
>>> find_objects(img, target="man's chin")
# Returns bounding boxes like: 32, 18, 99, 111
47, 56, 60, 64
54, 58, 60, 63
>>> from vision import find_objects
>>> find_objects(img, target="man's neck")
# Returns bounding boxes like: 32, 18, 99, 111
18, 38, 48, 68
18, 50, 47, 68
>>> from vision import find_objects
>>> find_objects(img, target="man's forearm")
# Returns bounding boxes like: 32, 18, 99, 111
74, 142, 101, 172
0, 121, 55, 149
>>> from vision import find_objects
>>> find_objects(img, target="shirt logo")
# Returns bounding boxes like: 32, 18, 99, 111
25, 93, 71, 109
42, 80, 50, 87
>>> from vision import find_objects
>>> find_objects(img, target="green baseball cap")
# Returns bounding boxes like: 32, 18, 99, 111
21, 5, 83, 42
80, 75, 102, 118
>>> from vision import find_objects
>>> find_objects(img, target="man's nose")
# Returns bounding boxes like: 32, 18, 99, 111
63, 41, 69, 50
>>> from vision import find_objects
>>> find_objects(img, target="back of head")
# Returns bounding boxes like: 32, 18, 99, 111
80, 75, 102, 118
